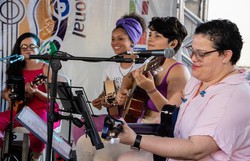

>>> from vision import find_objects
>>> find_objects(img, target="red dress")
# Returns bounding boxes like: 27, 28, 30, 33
0, 64, 60, 153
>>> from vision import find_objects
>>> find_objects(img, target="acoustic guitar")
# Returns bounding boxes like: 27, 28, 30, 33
123, 56, 166, 123
103, 80, 117, 105
101, 104, 177, 140
101, 115, 158, 140
103, 80, 124, 117
102, 104, 177, 161
8, 74, 47, 113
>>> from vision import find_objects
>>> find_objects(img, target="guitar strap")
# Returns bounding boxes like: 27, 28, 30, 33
157, 104, 177, 137
153, 104, 178, 161
152, 63, 182, 161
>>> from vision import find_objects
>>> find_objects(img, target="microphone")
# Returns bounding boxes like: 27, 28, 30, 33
29, 53, 51, 60
9, 55, 25, 64
124, 48, 175, 58
0, 54, 18, 61
29, 52, 69, 61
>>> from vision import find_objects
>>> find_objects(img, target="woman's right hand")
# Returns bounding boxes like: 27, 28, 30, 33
1, 88, 11, 102
92, 97, 103, 110
92, 96, 114, 110
116, 89, 129, 105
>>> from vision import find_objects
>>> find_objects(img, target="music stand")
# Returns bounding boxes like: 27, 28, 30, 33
57, 82, 82, 114
28, 52, 137, 160
57, 81, 96, 115
56, 84, 104, 149
56, 82, 83, 143
15, 106, 72, 160
75, 90, 104, 149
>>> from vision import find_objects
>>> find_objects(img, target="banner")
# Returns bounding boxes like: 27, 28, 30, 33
0, 0, 177, 113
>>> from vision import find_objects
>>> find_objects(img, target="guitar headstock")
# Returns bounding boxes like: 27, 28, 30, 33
31, 74, 47, 86
101, 115, 123, 140
143, 56, 166, 76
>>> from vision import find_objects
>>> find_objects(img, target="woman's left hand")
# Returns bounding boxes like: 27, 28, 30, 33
25, 82, 38, 95
117, 118, 137, 145
133, 69, 155, 91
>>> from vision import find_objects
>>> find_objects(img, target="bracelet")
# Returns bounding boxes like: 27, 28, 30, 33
146, 88, 157, 94
131, 134, 142, 151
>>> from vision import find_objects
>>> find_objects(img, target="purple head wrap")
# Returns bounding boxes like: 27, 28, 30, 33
116, 18, 143, 44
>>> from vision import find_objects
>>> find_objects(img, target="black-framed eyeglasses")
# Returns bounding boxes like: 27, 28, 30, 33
20, 44, 39, 51
186, 46, 221, 61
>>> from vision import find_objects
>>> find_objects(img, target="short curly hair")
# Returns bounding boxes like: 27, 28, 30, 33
195, 19, 243, 65
148, 17, 187, 52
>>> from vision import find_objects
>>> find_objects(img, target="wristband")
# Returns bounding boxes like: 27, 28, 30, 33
110, 138, 120, 144
146, 88, 157, 94
131, 134, 142, 151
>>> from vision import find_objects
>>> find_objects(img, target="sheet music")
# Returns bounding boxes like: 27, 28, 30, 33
16, 106, 71, 160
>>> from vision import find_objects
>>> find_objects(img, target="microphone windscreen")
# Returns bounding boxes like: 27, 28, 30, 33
20, 55, 25, 61
164, 48, 175, 58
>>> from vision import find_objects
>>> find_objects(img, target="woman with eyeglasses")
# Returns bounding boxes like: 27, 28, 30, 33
116, 19, 250, 161
0, 32, 60, 161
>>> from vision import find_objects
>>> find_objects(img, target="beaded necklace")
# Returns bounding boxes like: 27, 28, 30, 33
119, 65, 134, 77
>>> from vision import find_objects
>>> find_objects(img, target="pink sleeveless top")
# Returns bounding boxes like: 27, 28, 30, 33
22, 64, 47, 111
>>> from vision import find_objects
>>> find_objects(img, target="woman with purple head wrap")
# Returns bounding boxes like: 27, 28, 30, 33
116, 17, 143, 45
74, 13, 146, 161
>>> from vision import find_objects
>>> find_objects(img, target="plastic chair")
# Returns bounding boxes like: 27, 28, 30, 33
13, 127, 30, 161
3, 127, 30, 161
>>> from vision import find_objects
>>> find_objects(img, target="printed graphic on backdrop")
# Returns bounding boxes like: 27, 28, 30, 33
0, 0, 70, 109
0, 0, 177, 113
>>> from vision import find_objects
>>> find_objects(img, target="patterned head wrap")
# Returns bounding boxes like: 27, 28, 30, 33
116, 18, 143, 44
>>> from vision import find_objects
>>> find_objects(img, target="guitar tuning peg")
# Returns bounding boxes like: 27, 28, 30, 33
158, 67, 164, 72
157, 66, 163, 71
152, 67, 163, 76
155, 68, 163, 74
152, 70, 158, 76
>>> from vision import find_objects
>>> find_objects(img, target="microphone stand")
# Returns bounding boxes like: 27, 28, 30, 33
29, 52, 147, 161
1, 85, 19, 161
46, 58, 61, 161
0, 54, 19, 62
29, 52, 148, 64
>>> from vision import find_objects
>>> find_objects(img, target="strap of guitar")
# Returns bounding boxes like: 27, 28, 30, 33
153, 104, 179, 161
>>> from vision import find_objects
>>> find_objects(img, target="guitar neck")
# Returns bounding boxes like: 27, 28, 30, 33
128, 123, 159, 135
123, 56, 166, 123
31, 74, 47, 86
